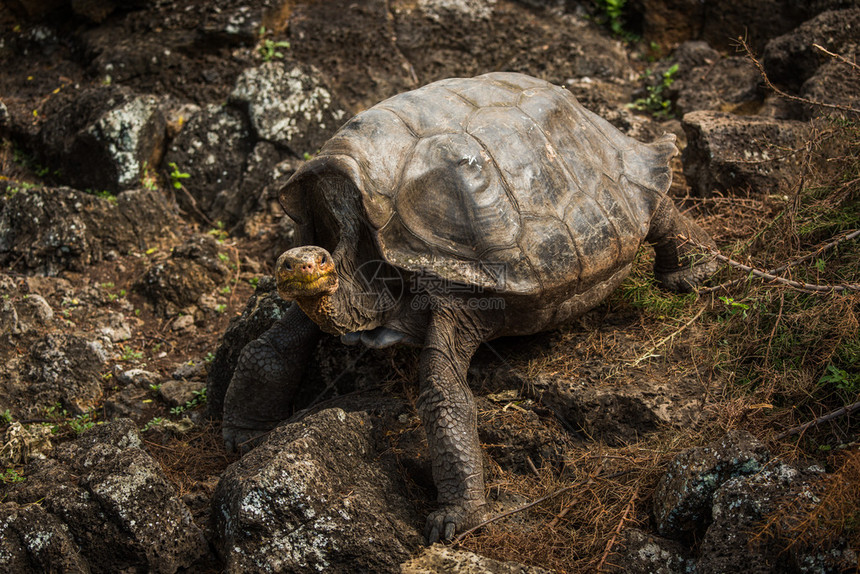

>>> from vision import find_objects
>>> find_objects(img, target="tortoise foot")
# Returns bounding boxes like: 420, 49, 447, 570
222, 422, 271, 454
424, 501, 487, 544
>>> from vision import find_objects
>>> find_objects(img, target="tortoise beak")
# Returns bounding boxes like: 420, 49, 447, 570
276, 246, 339, 300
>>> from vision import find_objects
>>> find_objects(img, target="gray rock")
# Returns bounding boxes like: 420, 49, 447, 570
39, 86, 166, 192
3, 419, 208, 573
652, 430, 770, 539
682, 111, 811, 196
0, 186, 179, 275
24, 333, 109, 415
0, 502, 89, 573
94, 310, 136, 342
116, 368, 162, 388
212, 407, 423, 573
610, 528, 693, 574
229, 61, 345, 156
158, 379, 204, 407
697, 462, 857, 573
161, 104, 255, 227
401, 544, 555, 573
133, 234, 230, 317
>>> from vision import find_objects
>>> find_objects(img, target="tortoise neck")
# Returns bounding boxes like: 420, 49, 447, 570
295, 294, 339, 335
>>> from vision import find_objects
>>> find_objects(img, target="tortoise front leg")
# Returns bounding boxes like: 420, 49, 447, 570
647, 196, 718, 292
418, 305, 489, 543
222, 304, 321, 453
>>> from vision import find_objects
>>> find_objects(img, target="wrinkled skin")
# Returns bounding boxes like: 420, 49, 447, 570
222, 73, 718, 543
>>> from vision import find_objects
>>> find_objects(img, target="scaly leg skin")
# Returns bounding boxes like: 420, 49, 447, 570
222, 304, 321, 453
647, 197, 719, 292
418, 305, 488, 543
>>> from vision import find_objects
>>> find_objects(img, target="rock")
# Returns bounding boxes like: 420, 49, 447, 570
668, 42, 762, 116
23, 333, 110, 415
0, 186, 179, 275
206, 275, 291, 417
635, 0, 844, 52
696, 462, 857, 573
651, 430, 770, 539
610, 528, 693, 574
401, 544, 555, 573
38, 86, 166, 192
682, 111, 811, 196
0, 422, 54, 466
161, 104, 254, 227
763, 8, 860, 91
93, 310, 136, 342
212, 407, 423, 574
158, 379, 204, 407
0, 502, 89, 574
539, 367, 707, 446
116, 368, 162, 388
229, 61, 345, 156
133, 234, 230, 317
800, 52, 860, 120
103, 385, 150, 419
3, 419, 208, 573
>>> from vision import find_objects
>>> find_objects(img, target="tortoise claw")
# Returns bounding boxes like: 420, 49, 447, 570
424, 502, 486, 544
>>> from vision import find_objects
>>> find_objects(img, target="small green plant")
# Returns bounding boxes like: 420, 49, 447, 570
68, 413, 96, 435
1, 469, 25, 484
220, 285, 231, 295
258, 27, 290, 62
86, 189, 118, 203
168, 162, 190, 189
120, 346, 144, 362
170, 388, 207, 415
303, 152, 313, 161
204, 352, 216, 363
593, 0, 636, 38
248, 276, 260, 288
149, 383, 162, 392
718, 295, 750, 318
217, 252, 230, 263
630, 64, 679, 118
1, 409, 12, 424
215, 304, 227, 314
141, 417, 164, 432
819, 364, 860, 394
208, 221, 228, 241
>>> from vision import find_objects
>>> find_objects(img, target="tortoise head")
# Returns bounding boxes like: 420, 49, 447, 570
276, 246, 339, 300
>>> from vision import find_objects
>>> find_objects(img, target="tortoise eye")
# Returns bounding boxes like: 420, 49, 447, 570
320, 254, 327, 265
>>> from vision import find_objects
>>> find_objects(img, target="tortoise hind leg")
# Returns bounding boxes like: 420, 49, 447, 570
647, 197, 718, 292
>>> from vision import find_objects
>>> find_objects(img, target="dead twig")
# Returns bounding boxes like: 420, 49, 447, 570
681, 234, 860, 294
813, 44, 860, 73
776, 400, 860, 440
700, 229, 860, 294
597, 489, 638, 572
737, 37, 860, 115
631, 307, 705, 366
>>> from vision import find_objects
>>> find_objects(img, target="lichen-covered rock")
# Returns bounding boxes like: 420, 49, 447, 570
3, 419, 208, 574
682, 111, 811, 196
401, 544, 555, 574
697, 462, 857, 573
23, 333, 110, 415
38, 86, 165, 192
229, 62, 345, 156
212, 407, 423, 574
0, 186, 179, 275
0, 501, 89, 573
133, 234, 231, 317
161, 104, 254, 226
652, 430, 770, 539
206, 275, 292, 417
610, 528, 693, 574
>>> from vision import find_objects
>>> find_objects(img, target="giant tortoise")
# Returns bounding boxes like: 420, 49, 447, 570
222, 72, 717, 543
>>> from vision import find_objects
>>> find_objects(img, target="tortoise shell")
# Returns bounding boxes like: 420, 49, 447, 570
281, 72, 677, 296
